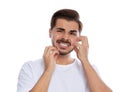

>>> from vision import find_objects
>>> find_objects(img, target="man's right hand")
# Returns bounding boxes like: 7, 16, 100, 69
43, 46, 59, 72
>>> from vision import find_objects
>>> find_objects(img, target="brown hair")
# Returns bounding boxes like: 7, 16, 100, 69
50, 9, 83, 33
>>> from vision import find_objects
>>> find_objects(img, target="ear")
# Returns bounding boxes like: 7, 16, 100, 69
49, 29, 52, 38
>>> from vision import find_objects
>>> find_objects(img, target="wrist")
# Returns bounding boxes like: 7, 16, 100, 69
79, 57, 89, 64
45, 66, 55, 74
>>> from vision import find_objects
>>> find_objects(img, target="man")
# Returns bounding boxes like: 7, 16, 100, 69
17, 9, 112, 92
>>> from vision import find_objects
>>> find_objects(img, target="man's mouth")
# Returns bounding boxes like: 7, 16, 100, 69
59, 42, 70, 49
56, 39, 71, 49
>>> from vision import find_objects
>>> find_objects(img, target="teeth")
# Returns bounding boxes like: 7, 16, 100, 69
60, 43, 68, 47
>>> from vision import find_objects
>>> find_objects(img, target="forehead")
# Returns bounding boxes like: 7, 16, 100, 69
55, 18, 79, 31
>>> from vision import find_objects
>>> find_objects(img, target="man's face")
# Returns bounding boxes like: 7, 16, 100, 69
49, 18, 80, 55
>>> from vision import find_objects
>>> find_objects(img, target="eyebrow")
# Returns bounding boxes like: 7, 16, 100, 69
56, 28, 78, 32
56, 28, 65, 31
70, 30, 77, 33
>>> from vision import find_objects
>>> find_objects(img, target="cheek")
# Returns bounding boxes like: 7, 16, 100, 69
71, 38, 77, 46
51, 34, 60, 42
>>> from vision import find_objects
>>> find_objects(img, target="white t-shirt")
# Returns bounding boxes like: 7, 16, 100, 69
17, 58, 98, 92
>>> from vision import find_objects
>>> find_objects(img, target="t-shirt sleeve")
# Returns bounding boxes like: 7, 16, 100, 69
17, 62, 35, 92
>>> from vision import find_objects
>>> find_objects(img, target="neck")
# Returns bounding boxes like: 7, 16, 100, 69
56, 54, 74, 65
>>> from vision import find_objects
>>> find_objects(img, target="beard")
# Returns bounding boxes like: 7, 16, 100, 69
58, 48, 74, 55
52, 38, 74, 55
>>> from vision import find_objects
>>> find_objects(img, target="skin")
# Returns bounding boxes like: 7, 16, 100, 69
30, 19, 112, 92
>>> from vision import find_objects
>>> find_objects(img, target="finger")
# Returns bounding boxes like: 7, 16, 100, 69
43, 46, 49, 56
43, 46, 54, 56
74, 43, 79, 49
47, 48, 59, 62
47, 46, 58, 55
51, 50, 59, 59
77, 36, 89, 47
73, 43, 81, 53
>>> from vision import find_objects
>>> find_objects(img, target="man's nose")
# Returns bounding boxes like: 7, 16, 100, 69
62, 33, 69, 40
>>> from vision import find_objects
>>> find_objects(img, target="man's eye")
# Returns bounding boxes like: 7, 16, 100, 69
57, 29, 63, 32
70, 32, 76, 35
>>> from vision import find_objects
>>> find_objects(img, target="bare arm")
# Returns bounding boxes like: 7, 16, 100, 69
29, 68, 53, 92
74, 36, 112, 92
29, 46, 59, 92
81, 59, 112, 92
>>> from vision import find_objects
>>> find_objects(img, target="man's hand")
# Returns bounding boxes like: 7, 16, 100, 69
30, 47, 59, 92
43, 46, 59, 72
74, 36, 89, 62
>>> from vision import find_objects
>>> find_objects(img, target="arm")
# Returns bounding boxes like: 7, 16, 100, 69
74, 36, 112, 92
29, 68, 53, 92
29, 46, 59, 92
81, 59, 112, 92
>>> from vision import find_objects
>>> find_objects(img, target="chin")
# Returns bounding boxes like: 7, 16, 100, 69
59, 49, 73, 55
59, 52, 68, 55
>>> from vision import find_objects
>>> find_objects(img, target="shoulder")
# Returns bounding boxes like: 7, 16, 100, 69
18, 58, 45, 81
23, 58, 44, 67
17, 59, 44, 92
21, 58, 45, 72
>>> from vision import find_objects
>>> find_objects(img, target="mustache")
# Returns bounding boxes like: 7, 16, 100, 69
56, 38, 71, 45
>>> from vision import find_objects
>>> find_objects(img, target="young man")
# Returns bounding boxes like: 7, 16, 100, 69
17, 9, 112, 92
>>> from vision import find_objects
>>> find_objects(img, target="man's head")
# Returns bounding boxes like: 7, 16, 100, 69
50, 9, 82, 33
49, 9, 83, 55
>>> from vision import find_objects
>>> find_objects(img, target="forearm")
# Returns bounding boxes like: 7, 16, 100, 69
29, 68, 53, 92
81, 60, 112, 92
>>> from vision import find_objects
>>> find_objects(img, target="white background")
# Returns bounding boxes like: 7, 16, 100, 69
0, 0, 120, 92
